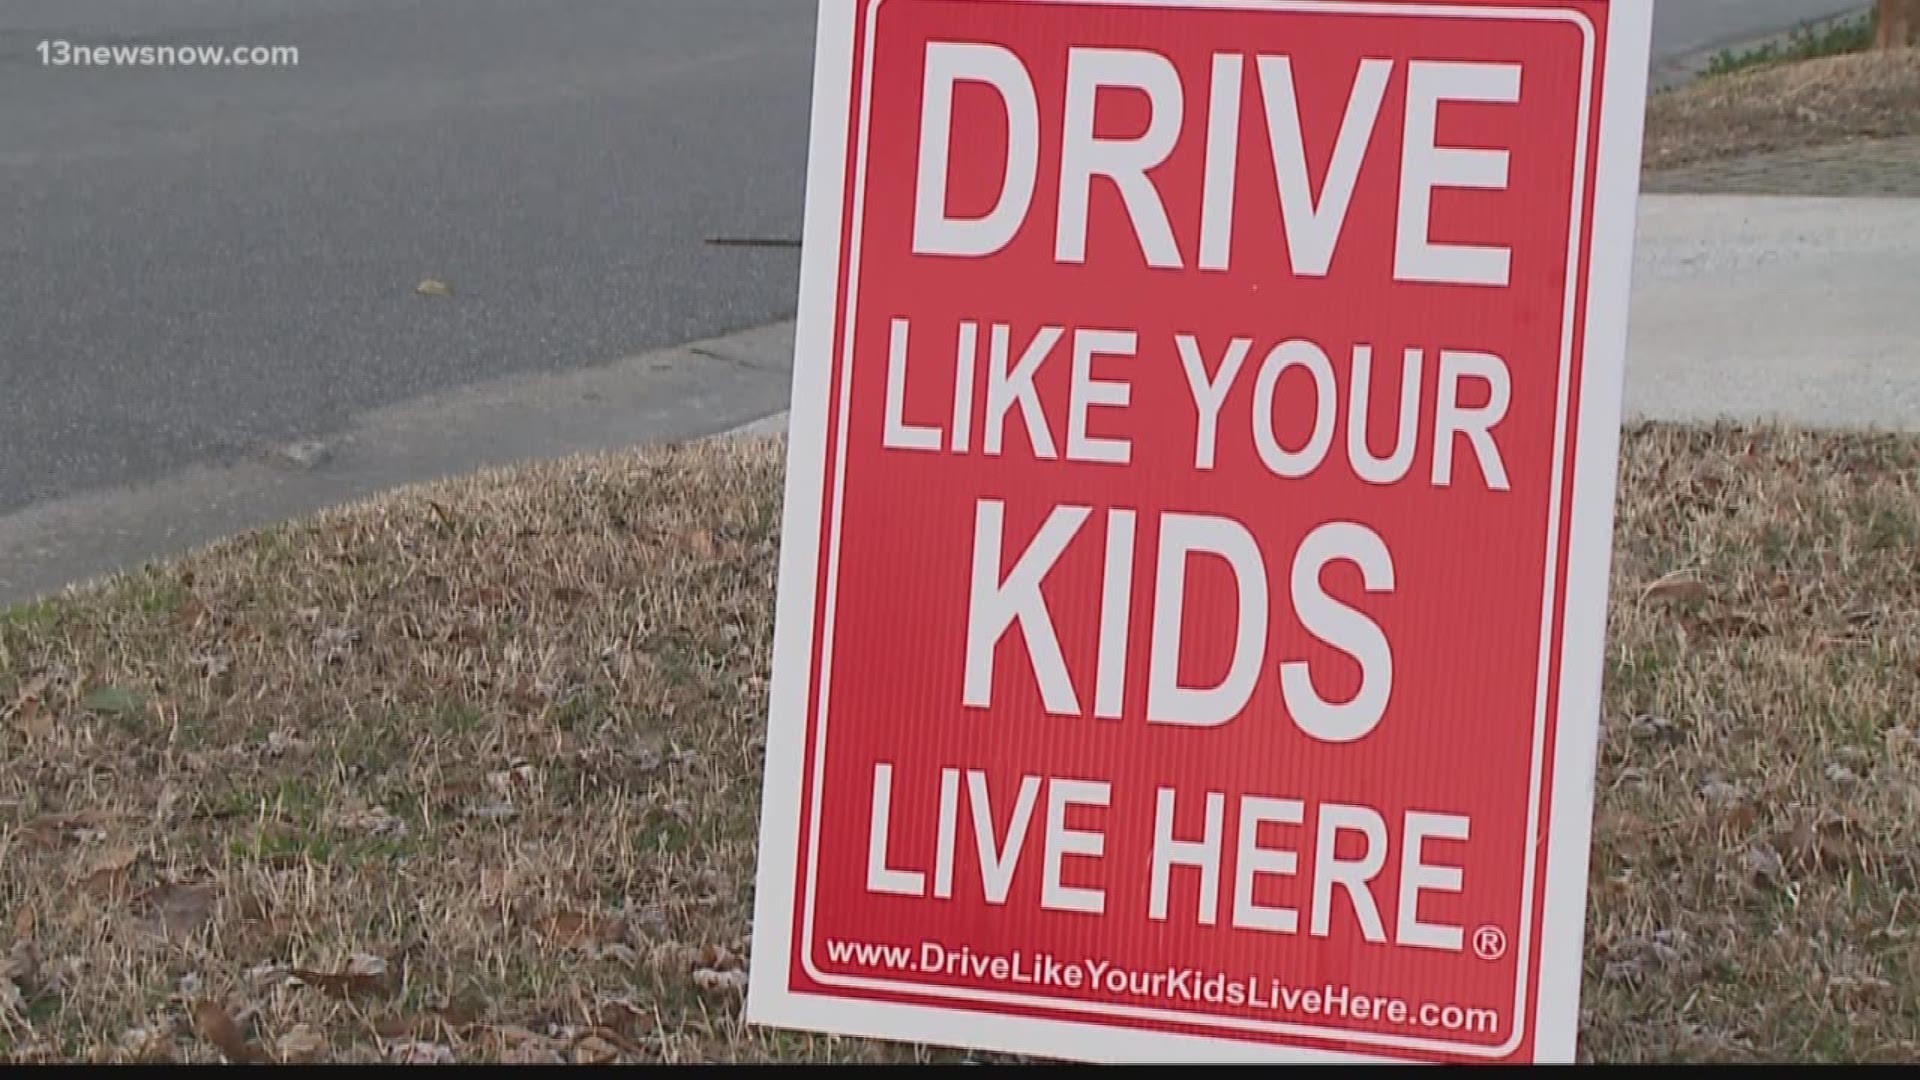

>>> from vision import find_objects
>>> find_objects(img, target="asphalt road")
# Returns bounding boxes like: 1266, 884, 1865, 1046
0, 0, 1870, 518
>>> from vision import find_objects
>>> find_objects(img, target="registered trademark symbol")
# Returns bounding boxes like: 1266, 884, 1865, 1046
1472, 926, 1508, 961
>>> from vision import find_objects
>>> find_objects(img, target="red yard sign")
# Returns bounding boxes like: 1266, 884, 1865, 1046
749, 0, 1651, 1064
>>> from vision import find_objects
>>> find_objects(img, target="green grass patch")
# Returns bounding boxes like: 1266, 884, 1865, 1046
0, 597, 65, 635
1704, 13, 1876, 79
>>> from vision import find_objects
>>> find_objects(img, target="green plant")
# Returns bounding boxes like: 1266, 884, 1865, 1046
1704, 12, 1878, 78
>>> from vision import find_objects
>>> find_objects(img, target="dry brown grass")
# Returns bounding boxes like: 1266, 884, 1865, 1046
2, 423, 1917, 1063
1644, 47, 1920, 170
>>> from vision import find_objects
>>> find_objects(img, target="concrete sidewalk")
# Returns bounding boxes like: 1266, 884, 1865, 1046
1627, 194, 1920, 431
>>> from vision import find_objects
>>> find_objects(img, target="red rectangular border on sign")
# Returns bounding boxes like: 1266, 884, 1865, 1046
750, 0, 1652, 1065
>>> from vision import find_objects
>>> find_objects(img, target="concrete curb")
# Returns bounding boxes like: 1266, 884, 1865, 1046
717, 411, 791, 440
0, 321, 798, 606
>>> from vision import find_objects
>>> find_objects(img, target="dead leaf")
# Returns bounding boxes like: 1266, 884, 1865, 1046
1601, 955, 1646, 984
1696, 611, 1768, 637
12, 694, 53, 740
192, 999, 261, 1064
1641, 575, 1711, 605
1720, 801, 1761, 833
505, 679, 547, 711
386, 1040, 455, 1065
581, 1025, 647, 1056
21, 811, 112, 848
192, 651, 233, 682
1, 940, 39, 987
463, 800, 518, 822
244, 962, 290, 990
502, 1042, 567, 1065
1698, 780, 1744, 810
538, 911, 591, 946
119, 1025, 173, 1062
537, 911, 624, 950
692, 943, 743, 971
333, 805, 409, 838
349, 952, 390, 977
287, 972, 381, 1000
7, 673, 54, 737
88, 843, 140, 872
264, 729, 304, 757
275, 1023, 327, 1064
374, 1015, 444, 1040
469, 1024, 568, 1063
290, 953, 394, 1000
1780, 818, 1855, 873
1746, 842, 1787, 884
8, 673, 50, 709
13, 906, 33, 939
692, 967, 748, 997
486, 762, 537, 796
443, 621, 489, 646
480, 865, 523, 902
77, 844, 140, 896
1608, 930, 1686, 984
572, 1034, 621, 1064
138, 882, 217, 941
484, 1024, 550, 1048
235, 893, 273, 926
287, 969, 374, 998
173, 590, 209, 628
434, 995, 484, 1030
414, 278, 454, 298
591, 998, 654, 1038
1786, 818, 1817, 860
589, 942, 639, 966
627, 904, 669, 939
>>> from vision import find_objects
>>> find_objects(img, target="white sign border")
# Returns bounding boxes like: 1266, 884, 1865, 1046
750, 0, 1651, 1064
